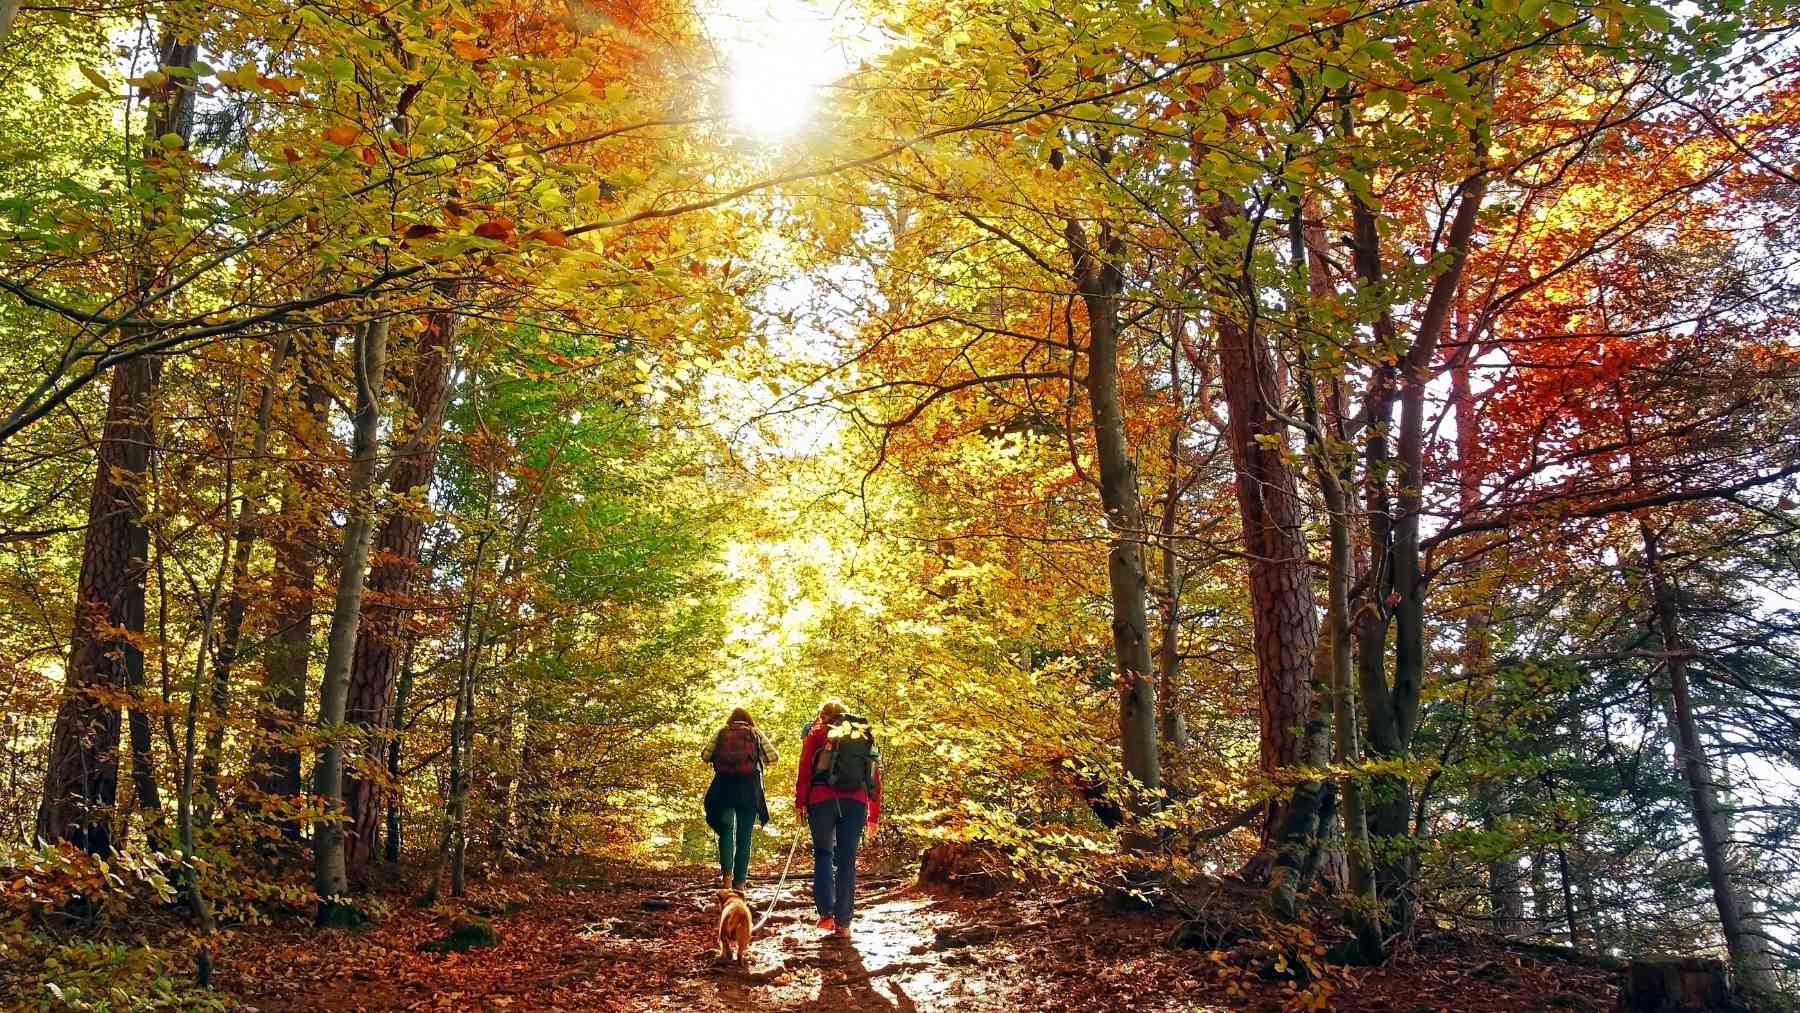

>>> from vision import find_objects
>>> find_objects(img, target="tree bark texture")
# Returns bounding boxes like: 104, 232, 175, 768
38, 33, 197, 851
1642, 522, 1775, 995
313, 319, 389, 913
343, 303, 456, 878
1065, 220, 1162, 834
250, 331, 336, 813
1158, 321, 1189, 752
1202, 200, 1322, 871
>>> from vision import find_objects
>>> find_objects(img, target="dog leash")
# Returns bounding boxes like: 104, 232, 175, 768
752, 830, 802, 931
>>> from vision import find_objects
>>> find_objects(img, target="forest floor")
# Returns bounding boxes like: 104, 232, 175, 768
215, 857, 1625, 1013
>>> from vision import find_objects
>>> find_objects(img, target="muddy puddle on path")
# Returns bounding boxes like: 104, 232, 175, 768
633, 884, 1011, 1013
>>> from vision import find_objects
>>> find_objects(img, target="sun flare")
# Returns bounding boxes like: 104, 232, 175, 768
708, 0, 855, 138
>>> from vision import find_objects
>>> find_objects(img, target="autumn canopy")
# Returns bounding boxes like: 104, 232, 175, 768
1, 0, 1798, 1006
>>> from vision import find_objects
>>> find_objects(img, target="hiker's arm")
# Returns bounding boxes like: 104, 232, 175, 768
756, 729, 778, 765
700, 730, 718, 763
795, 735, 815, 811
869, 763, 882, 827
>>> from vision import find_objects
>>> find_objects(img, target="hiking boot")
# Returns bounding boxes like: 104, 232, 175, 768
832, 923, 851, 939
816, 914, 836, 932
732, 880, 747, 892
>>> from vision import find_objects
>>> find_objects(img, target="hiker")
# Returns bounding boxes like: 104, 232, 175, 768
795, 699, 882, 938
703, 707, 777, 891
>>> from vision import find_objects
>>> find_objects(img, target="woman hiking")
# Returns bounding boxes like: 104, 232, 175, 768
795, 699, 882, 938
702, 707, 777, 890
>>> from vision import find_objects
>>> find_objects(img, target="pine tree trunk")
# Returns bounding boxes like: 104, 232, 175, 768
38, 33, 196, 852
1065, 220, 1161, 845
343, 303, 456, 879
313, 319, 389, 919
1642, 522, 1775, 996
1201, 197, 1324, 896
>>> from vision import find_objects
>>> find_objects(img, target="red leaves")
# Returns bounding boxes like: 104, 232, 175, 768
322, 124, 359, 147
473, 217, 515, 242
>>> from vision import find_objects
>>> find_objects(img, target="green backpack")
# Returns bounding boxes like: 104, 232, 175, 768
812, 715, 879, 792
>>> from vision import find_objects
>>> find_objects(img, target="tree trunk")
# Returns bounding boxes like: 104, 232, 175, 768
126, 693, 165, 848
201, 333, 293, 816
424, 530, 489, 904
1200, 197, 1325, 899
1641, 522, 1775, 996
177, 377, 246, 985
382, 645, 415, 864
0, 0, 20, 48
38, 32, 197, 852
1349, 159, 1486, 930
313, 319, 389, 919
1158, 322, 1188, 752
1556, 833, 1582, 952
1064, 220, 1161, 844
1449, 356, 1526, 936
343, 302, 457, 879
250, 332, 335, 820
1301, 370, 1383, 955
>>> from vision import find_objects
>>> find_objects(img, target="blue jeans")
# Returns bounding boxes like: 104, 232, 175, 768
807, 799, 866, 923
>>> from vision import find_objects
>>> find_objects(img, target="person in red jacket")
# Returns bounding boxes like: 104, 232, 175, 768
795, 699, 882, 938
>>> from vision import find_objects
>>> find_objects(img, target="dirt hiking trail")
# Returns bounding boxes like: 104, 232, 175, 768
220, 860, 1626, 1012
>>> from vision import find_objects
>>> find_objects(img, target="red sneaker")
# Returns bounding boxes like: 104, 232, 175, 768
816, 915, 836, 932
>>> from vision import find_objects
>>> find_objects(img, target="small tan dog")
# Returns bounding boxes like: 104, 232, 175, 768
716, 888, 752, 968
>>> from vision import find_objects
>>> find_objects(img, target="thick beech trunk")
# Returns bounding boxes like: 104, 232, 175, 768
1065, 221, 1161, 842
38, 33, 196, 851
313, 319, 389, 916
343, 304, 456, 878
1348, 160, 1486, 929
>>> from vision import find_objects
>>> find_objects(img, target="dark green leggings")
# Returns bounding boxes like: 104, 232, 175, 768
716, 807, 757, 884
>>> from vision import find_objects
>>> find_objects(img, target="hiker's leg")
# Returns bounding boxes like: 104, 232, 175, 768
807, 802, 836, 915
732, 806, 755, 886
716, 808, 738, 884
832, 800, 867, 925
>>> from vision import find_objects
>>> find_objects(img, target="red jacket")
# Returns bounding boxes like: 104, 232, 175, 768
795, 723, 882, 825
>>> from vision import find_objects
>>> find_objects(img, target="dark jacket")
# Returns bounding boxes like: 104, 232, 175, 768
703, 721, 777, 829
